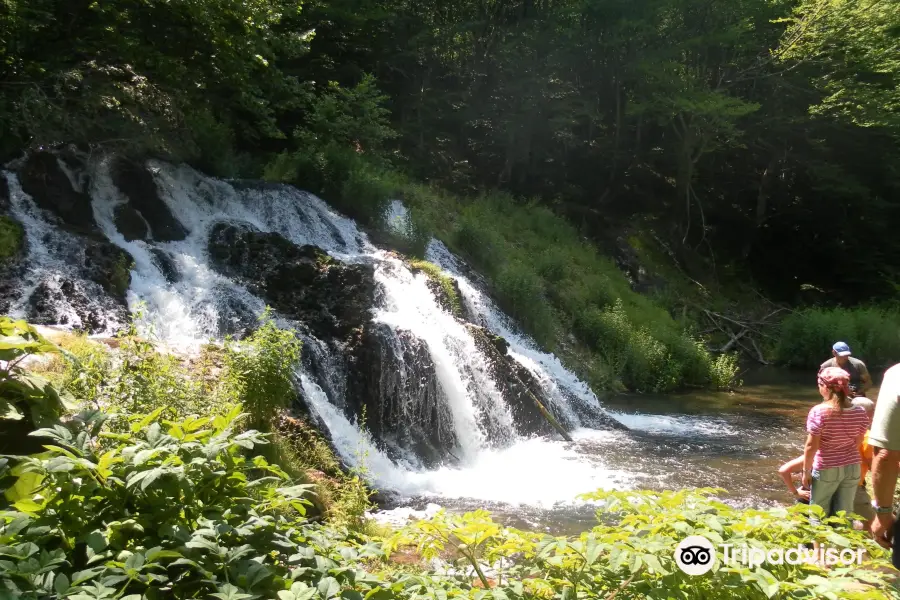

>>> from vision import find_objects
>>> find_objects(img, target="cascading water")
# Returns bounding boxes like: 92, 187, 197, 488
0, 150, 646, 510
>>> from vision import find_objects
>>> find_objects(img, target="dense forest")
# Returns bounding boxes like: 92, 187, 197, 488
2, 0, 898, 302
2, 0, 900, 389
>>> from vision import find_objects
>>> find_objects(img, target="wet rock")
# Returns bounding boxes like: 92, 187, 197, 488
114, 203, 150, 241
207, 223, 376, 340
26, 280, 115, 333
468, 324, 562, 437
149, 248, 179, 284
0, 175, 9, 212
17, 152, 96, 231
83, 239, 133, 302
111, 157, 187, 241
346, 322, 459, 467
406, 260, 467, 319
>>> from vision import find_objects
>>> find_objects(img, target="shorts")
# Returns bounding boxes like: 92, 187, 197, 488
853, 486, 875, 521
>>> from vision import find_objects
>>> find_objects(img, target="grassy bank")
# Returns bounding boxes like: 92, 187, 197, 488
2, 317, 899, 599
266, 149, 738, 393
775, 306, 900, 370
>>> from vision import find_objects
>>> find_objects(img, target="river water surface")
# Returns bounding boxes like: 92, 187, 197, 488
376, 367, 877, 535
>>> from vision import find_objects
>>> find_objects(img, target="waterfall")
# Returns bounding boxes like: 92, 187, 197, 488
0, 151, 631, 507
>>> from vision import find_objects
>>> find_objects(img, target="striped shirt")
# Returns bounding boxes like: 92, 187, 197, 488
806, 404, 870, 470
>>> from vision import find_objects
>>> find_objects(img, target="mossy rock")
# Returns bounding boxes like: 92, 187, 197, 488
0, 215, 24, 261
407, 259, 463, 318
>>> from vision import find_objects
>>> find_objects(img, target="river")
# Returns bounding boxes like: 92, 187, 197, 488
374, 367, 877, 535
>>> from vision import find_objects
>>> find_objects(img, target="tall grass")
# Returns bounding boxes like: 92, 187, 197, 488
775, 306, 900, 370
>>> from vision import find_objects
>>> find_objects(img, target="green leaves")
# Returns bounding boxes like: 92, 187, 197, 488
0, 317, 70, 428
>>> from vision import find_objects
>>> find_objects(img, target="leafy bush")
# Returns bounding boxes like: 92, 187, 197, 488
390, 489, 900, 600
222, 310, 303, 428
0, 318, 73, 429
774, 306, 900, 369
0, 407, 387, 600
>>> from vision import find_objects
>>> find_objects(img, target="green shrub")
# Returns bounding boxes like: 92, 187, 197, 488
774, 306, 900, 369
223, 309, 303, 428
389, 489, 898, 599
0, 216, 24, 261
0, 408, 375, 599
0, 318, 74, 431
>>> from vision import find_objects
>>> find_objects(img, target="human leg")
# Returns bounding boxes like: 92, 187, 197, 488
831, 463, 861, 520
810, 467, 842, 524
853, 485, 875, 531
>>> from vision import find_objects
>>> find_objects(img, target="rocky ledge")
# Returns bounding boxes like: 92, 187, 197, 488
207, 223, 376, 341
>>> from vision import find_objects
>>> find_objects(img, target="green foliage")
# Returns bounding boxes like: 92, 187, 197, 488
0, 317, 73, 427
223, 310, 303, 428
390, 489, 900, 600
108, 255, 133, 299
779, 0, 900, 131
0, 217, 23, 261
0, 408, 376, 599
0, 0, 315, 163
407, 260, 462, 317
774, 306, 900, 369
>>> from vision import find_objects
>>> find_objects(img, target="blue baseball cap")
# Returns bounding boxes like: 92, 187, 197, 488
832, 341, 852, 356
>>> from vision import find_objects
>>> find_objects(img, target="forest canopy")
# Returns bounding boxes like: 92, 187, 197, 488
1, 0, 898, 303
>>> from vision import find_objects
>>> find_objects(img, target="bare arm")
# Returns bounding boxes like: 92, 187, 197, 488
802, 434, 820, 488
861, 368, 872, 395
872, 448, 900, 509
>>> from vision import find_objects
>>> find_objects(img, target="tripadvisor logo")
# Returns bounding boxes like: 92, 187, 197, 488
675, 535, 716, 575
674, 535, 865, 576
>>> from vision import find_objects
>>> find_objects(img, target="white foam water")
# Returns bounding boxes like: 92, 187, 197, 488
608, 412, 738, 437
426, 239, 606, 427
3, 172, 126, 333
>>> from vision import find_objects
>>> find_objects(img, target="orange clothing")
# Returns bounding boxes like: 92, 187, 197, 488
859, 430, 873, 486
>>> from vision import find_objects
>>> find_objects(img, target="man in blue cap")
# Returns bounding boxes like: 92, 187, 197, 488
819, 341, 872, 398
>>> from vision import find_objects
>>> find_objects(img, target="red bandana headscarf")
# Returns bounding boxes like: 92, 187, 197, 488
818, 366, 851, 396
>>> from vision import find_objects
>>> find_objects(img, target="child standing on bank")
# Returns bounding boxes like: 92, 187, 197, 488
802, 367, 871, 521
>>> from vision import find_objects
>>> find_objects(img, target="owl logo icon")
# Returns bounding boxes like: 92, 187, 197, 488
675, 535, 716, 575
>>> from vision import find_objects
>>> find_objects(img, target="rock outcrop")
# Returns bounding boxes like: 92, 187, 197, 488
208, 223, 376, 340
18, 152, 96, 231
111, 157, 188, 241
346, 322, 459, 467
22, 232, 133, 332
468, 324, 565, 437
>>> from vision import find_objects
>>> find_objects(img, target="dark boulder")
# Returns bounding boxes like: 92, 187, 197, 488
207, 223, 375, 340
468, 324, 563, 437
26, 279, 126, 333
114, 203, 150, 241
149, 248, 179, 284
17, 152, 96, 231
111, 157, 187, 241
345, 322, 460, 467
0, 175, 9, 212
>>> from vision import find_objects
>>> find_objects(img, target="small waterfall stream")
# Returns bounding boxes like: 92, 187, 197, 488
1, 150, 641, 508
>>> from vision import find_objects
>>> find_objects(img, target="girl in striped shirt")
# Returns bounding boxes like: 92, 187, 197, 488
802, 367, 871, 520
